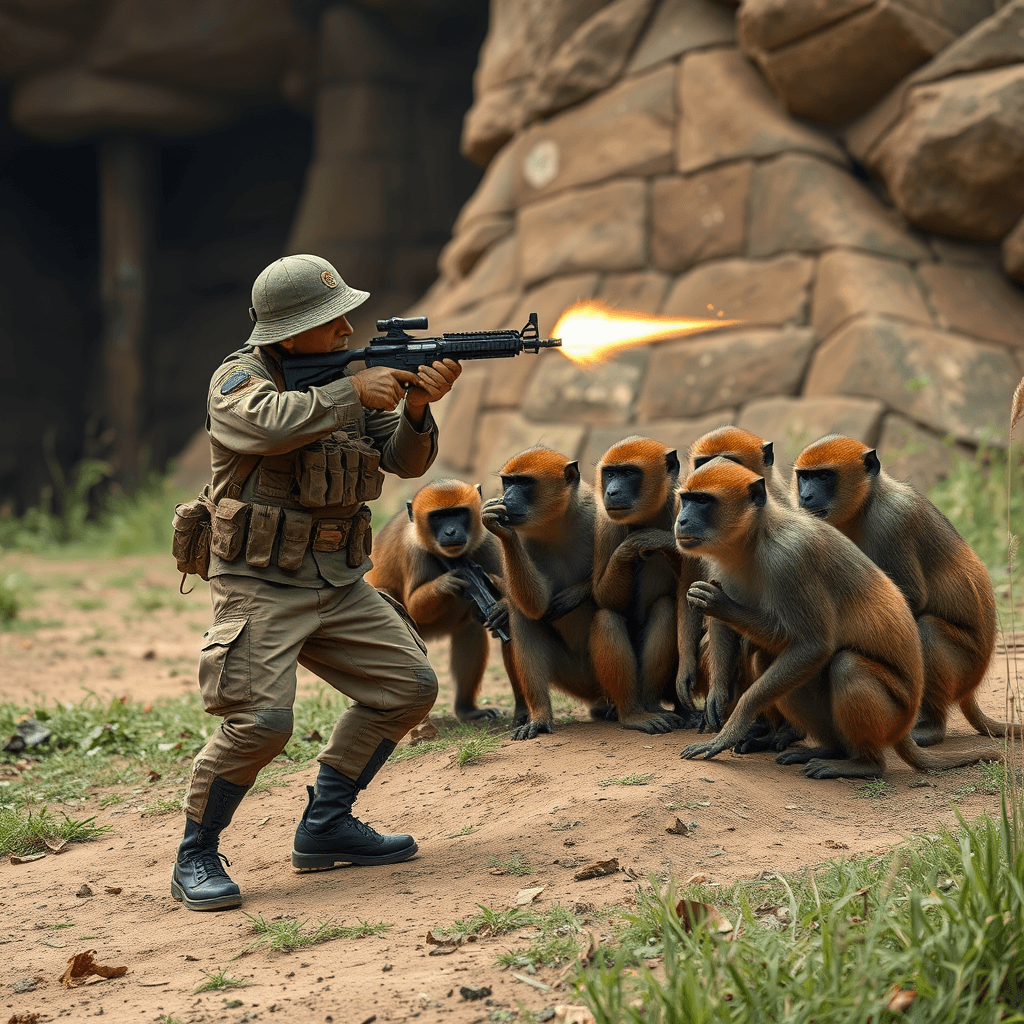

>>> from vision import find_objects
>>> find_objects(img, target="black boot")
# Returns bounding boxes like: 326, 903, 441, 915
291, 756, 417, 870
171, 777, 249, 911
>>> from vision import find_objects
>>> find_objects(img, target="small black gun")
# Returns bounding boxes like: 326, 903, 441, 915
280, 313, 561, 392
439, 556, 510, 644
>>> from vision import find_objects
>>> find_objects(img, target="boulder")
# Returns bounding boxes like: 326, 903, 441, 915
521, 352, 644, 424
513, 64, 675, 203
677, 48, 846, 173
626, 0, 735, 74
1003, 215, 1024, 283
528, 0, 658, 117
662, 253, 815, 326
737, 395, 886, 472
598, 270, 673, 313
651, 162, 752, 273
0, 12, 74, 81
580, 412, 737, 472
436, 235, 520, 315
811, 249, 932, 340
875, 413, 975, 493
438, 214, 514, 281
741, 0, 953, 125
472, 410, 588, 479
916, 264, 1024, 348
11, 66, 230, 141
803, 315, 1020, 445
870, 65, 1024, 241
430, 293, 521, 335
517, 179, 648, 287
87, 0, 304, 97
454, 138, 520, 231
737, 0, 875, 52
900, 0, 996, 36
460, 80, 529, 168
635, 325, 816, 420
749, 154, 929, 261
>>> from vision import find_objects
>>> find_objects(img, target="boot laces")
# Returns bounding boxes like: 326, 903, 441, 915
348, 815, 383, 842
191, 849, 232, 883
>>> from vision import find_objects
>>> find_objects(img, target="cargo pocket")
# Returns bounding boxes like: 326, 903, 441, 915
210, 498, 249, 561
197, 616, 250, 711
278, 509, 313, 571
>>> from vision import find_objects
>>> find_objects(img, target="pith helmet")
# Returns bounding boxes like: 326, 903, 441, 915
247, 254, 369, 346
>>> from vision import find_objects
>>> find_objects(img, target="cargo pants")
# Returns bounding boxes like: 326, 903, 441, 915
184, 574, 438, 822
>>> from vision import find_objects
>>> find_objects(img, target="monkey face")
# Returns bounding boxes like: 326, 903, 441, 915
601, 464, 644, 518
499, 475, 537, 526
427, 507, 473, 556
796, 469, 838, 518
674, 492, 717, 550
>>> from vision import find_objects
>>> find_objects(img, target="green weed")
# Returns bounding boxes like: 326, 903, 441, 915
244, 914, 391, 954
0, 806, 112, 857
140, 795, 182, 817
495, 906, 585, 971
597, 773, 654, 788
446, 904, 532, 937
857, 778, 891, 799
0, 574, 21, 624
454, 734, 500, 767
72, 597, 105, 612
194, 968, 248, 993
489, 853, 532, 876
389, 718, 503, 764
448, 825, 476, 837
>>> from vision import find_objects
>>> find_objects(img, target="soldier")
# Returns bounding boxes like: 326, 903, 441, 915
171, 254, 461, 911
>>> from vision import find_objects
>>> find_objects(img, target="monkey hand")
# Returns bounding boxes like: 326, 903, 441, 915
485, 598, 510, 639
698, 688, 730, 734
437, 571, 469, 597
687, 580, 738, 623
510, 717, 553, 741
481, 500, 516, 541
680, 735, 731, 761
626, 528, 677, 561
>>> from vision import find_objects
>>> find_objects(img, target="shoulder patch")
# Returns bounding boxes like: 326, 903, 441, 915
220, 370, 252, 395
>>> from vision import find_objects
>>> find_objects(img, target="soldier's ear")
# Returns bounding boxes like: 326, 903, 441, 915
475, 484, 483, 499
406, 500, 414, 522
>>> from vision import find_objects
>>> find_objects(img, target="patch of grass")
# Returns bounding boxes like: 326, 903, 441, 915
0, 805, 112, 857
446, 904, 533, 937
140, 795, 182, 817
244, 914, 391, 954
857, 778, 891, 799
49, 921, 74, 930
194, 968, 248, 993
578, 796, 1024, 1024
0, 573, 23, 625
72, 597, 105, 612
389, 718, 503, 764
489, 853, 533, 877
496, 906, 585, 971
597, 773, 654, 788
454, 734, 500, 767
448, 825, 476, 837
550, 819, 580, 831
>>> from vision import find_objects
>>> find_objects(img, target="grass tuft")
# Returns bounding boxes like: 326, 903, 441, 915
489, 853, 533, 876
0, 805, 112, 857
244, 914, 390, 954
454, 734, 500, 767
193, 968, 248, 993
597, 773, 654, 788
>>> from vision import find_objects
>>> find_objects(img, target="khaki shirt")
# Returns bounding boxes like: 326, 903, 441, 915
206, 344, 438, 588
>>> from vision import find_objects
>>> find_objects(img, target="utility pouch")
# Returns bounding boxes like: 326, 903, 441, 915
298, 447, 328, 508
245, 503, 281, 568
355, 441, 384, 501
210, 498, 249, 561
172, 496, 213, 580
312, 518, 352, 553
324, 451, 346, 504
278, 509, 313, 571
347, 505, 373, 568
341, 449, 359, 506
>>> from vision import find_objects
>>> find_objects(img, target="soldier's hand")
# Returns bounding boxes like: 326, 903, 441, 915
404, 359, 462, 417
352, 366, 421, 411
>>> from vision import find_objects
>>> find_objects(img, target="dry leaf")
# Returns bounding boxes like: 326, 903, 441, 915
886, 986, 917, 1012
684, 872, 707, 886
578, 928, 600, 967
488, 866, 505, 875
409, 720, 440, 745
104, 886, 122, 895
146, 769, 161, 782
9, 852, 45, 865
425, 929, 464, 955
666, 818, 694, 836
553, 1006, 597, 1024
514, 886, 545, 907
821, 839, 848, 850
59, 950, 127, 988
9, 1013, 41, 1024
675, 899, 734, 935
574, 858, 619, 881
44, 837, 68, 854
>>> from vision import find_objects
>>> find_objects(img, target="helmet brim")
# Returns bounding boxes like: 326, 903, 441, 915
247, 284, 370, 346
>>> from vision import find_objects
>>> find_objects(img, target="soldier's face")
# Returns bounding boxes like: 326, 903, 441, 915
279, 315, 353, 355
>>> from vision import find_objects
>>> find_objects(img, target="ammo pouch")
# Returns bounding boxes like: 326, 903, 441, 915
210, 498, 248, 561
311, 504, 373, 568
296, 435, 384, 508
172, 494, 215, 582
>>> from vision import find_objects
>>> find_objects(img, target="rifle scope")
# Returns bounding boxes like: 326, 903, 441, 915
376, 316, 428, 332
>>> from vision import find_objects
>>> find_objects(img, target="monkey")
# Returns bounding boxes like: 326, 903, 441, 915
675, 457, 1003, 778
687, 426, 799, 747
589, 436, 702, 732
793, 434, 1016, 747
367, 478, 523, 723
480, 445, 610, 740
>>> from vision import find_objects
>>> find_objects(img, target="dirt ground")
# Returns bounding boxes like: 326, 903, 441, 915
0, 552, 1019, 1024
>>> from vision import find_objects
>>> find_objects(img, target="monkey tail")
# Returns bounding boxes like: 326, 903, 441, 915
893, 735, 1004, 772
958, 694, 1024, 740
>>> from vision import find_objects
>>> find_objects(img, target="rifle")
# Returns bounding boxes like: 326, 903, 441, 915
439, 555, 511, 644
281, 312, 561, 392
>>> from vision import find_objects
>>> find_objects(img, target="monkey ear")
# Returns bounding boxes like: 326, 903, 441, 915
564, 461, 581, 487
665, 449, 680, 479
863, 449, 881, 477
406, 500, 414, 522
748, 477, 767, 507
761, 441, 775, 467
475, 483, 483, 498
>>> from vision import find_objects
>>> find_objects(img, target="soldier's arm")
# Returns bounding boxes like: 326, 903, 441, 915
208, 360, 362, 456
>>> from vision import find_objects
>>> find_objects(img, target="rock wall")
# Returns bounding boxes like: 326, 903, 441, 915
409, 0, 1024, 498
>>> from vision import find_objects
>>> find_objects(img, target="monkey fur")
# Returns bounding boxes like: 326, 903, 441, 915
481, 446, 609, 740
676, 458, 1003, 778
368, 478, 523, 722
794, 434, 1012, 747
